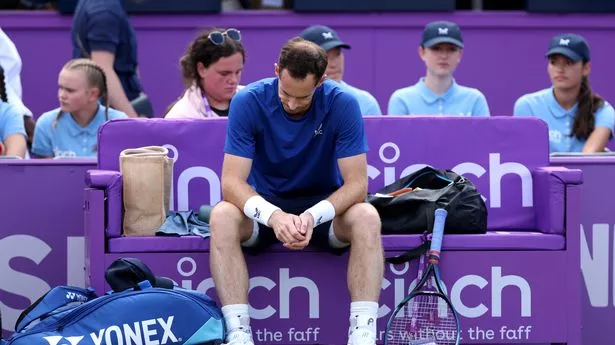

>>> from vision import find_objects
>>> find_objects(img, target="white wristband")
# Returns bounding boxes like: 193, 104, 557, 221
306, 200, 336, 226
243, 195, 280, 226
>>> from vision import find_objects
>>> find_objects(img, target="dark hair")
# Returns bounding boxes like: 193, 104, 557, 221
54, 58, 109, 128
0, 65, 7, 103
572, 73, 604, 140
179, 28, 246, 88
277, 37, 327, 83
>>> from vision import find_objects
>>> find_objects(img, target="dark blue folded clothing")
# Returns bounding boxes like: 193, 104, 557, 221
156, 211, 210, 238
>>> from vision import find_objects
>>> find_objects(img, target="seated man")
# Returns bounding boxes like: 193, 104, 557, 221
209, 37, 384, 345
301, 24, 382, 116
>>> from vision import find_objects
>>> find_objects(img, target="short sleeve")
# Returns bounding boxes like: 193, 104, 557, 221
387, 90, 408, 115
224, 89, 257, 159
513, 96, 533, 117
362, 92, 382, 116
473, 92, 491, 116
335, 93, 368, 158
0, 103, 26, 141
86, 12, 122, 54
595, 102, 615, 134
32, 114, 54, 157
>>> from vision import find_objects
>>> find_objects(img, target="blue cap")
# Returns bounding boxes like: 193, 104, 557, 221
422, 21, 464, 48
546, 34, 590, 62
300, 25, 351, 51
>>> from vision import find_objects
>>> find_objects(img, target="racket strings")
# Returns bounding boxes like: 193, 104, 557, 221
388, 293, 458, 345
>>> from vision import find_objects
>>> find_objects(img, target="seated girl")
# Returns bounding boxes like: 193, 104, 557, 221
165, 28, 245, 118
32, 59, 127, 158
514, 34, 615, 153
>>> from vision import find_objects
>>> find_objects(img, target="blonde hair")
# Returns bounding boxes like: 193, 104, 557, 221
54, 58, 109, 128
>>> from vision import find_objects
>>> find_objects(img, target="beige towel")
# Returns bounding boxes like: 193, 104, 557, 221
120, 146, 173, 236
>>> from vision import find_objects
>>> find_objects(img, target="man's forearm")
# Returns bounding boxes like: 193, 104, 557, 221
101, 67, 138, 117
326, 180, 367, 215
222, 179, 260, 210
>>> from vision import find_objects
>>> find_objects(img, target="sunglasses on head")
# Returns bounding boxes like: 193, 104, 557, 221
208, 28, 242, 45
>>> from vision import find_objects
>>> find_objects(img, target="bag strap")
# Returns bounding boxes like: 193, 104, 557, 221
385, 231, 433, 265
15, 286, 97, 333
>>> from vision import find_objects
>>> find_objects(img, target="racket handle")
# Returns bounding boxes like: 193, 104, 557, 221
430, 208, 448, 253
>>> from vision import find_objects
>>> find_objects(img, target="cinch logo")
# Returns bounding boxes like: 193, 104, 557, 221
43, 316, 179, 345
173, 258, 532, 321
368, 142, 533, 208
163, 143, 534, 211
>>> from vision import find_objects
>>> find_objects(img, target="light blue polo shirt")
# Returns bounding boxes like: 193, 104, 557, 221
0, 102, 26, 142
338, 81, 382, 116
387, 78, 490, 116
514, 87, 615, 153
32, 105, 127, 158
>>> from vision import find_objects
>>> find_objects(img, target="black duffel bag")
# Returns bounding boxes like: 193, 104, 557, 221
367, 166, 487, 235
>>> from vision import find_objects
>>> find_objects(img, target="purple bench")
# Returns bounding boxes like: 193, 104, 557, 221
84, 117, 582, 345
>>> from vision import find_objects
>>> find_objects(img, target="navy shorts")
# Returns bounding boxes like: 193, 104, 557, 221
241, 195, 349, 255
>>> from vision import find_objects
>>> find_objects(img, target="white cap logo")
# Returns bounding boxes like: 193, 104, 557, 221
321, 32, 334, 39
438, 27, 449, 35
559, 38, 570, 46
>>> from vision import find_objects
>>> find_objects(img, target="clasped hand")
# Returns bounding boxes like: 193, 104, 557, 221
268, 210, 314, 250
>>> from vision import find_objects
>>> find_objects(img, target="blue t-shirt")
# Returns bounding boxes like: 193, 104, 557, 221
0, 102, 26, 142
387, 78, 490, 116
224, 78, 368, 203
72, 0, 142, 100
514, 87, 615, 153
338, 81, 382, 116
32, 105, 127, 158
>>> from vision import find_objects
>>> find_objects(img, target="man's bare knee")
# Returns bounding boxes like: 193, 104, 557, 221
210, 201, 252, 243
342, 203, 381, 244
334, 203, 381, 244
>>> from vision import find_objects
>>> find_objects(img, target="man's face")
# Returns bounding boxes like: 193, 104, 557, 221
325, 47, 345, 82
275, 65, 322, 116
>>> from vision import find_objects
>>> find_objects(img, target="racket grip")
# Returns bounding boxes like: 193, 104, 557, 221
430, 208, 448, 253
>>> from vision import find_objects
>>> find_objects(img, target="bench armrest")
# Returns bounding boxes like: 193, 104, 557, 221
533, 166, 583, 234
86, 169, 123, 238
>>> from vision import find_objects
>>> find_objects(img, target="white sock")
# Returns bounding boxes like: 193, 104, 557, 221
349, 301, 379, 332
222, 304, 250, 331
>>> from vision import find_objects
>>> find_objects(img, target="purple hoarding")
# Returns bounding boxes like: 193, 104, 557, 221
3, 117, 611, 344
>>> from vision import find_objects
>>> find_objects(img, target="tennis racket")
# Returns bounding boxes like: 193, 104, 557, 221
384, 208, 460, 345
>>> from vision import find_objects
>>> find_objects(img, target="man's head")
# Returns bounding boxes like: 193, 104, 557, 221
300, 25, 350, 82
275, 37, 327, 116
419, 21, 464, 78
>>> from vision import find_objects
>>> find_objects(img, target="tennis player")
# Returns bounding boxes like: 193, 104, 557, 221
209, 37, 384, 345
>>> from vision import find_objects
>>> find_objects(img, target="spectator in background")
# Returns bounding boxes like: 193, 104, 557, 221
165, 28, 245, 118
514, 34, 615, 153
388, 21, 490, 116
300, 25, 382, 116
0, 66, 27, 158
71, 0, 148, 117
0, 28, 35, 146
32, 59, 127, 158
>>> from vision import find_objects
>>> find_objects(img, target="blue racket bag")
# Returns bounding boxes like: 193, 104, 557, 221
2, 281, 225, 345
